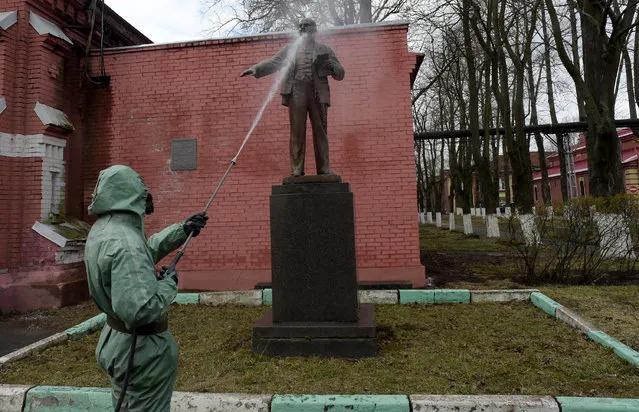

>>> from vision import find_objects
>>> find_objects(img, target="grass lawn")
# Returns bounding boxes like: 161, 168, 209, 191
1, 303, 639, 396
419, 224, 509, 253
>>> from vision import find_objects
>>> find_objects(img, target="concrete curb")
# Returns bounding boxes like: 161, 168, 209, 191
173, 292, 200, 305
0, 384, 33, 412
434, 289, 470, 304
556, 396, 639, 411
22, 386, 273, 411
399, 289, 435, 304
410, 394, 559, 411
398, 289, 472, 304
200, 290, 263, 306
12, 387, 639, 412
587, 331, 639, 367
613, 344, 639, 367
587, 330, 625, 348
0, 333, 68, 366
359, 290, 398, 304
470, 289, 539, 303
555, 306, 596, 334
263, 288, 273, 305
65, 313, 106, 340
171, 392, 272, 411
24, 386, 111, 411
271, 394, 410, 411
530, 292, 561, 316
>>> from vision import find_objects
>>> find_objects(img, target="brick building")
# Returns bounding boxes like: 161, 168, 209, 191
0, 1, 424, 312
533, 129, 639, 204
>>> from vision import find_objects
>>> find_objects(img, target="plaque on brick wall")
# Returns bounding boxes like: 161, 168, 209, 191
171, 139, 197, 171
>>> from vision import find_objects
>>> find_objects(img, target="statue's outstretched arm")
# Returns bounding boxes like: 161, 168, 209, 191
241, 45, 290, 78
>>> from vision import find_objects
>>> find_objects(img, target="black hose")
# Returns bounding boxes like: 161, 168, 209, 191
115, 332, 138, 412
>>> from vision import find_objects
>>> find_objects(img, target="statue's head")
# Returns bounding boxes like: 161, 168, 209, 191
298, 18, 317, 37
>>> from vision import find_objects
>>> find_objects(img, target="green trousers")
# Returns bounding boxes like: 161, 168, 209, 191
97, 325, 178, 411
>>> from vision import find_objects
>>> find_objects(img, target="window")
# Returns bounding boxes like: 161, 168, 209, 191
534, 185, 538, 202
579, 179, 586, 197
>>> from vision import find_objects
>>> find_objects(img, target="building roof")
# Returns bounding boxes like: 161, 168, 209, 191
533, 129, 639, 181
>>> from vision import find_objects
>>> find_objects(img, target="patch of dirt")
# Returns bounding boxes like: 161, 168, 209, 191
594, 270, 639, 285
516, 269, 639, 286
420, 250, 506, 287
421, 249, 639, 288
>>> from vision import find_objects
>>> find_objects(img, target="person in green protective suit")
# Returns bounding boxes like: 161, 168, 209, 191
85, 165, 207, 411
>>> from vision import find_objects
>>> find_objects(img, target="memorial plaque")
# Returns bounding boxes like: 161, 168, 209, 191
171, 139, 197, 171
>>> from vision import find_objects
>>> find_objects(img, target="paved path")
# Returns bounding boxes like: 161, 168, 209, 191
0, 323, 61, 357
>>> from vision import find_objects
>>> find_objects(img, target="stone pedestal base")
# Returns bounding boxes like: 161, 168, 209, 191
269, 180, 359, 323
253, 304, 377, 358
252, 178, 377, 357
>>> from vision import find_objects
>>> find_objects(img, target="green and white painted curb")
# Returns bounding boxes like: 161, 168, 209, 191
0, 333, 67, 366
556, 396, 639, 411
272, 394, 409, 411
15, 386, 272, 411
3, 387, 639, 411
2, 289, 639, 411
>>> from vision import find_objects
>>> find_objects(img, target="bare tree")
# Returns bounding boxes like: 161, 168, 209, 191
462, 0, 500, 224
545, 0, 638, 197
203, 0, 411, 34
541, 3, 570, 201
525, 12, 552, 205
471, 0, 538, 213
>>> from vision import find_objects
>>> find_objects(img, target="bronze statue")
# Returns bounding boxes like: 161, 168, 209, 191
241, 18, 345, 177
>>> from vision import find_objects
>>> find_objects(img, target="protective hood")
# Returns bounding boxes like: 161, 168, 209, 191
88, 165, 148, 216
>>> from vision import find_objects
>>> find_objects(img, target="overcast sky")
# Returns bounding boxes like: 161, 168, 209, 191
106, 0, 211, 43
103, 1, 633, 123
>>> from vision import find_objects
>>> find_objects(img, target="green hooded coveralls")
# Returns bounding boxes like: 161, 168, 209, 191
85, 165, 187, 411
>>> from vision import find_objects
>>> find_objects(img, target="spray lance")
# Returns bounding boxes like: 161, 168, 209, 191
114, 33, 307, 412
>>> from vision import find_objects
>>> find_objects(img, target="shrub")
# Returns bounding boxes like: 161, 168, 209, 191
505, 195, 639, 284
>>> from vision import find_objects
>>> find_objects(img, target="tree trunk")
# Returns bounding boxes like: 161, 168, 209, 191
623, 45, 637, 118
448, 138, 457, 214
581, 0, 628, 196
358, 0, 372, 23
526, 51, 551, 204
464, 0, 497, 215
504, 149, 512, 205
541, 4, 568, 201
567, 0, 586, 121
545, 0, 634, 197
497, 0, 536, 214
634, 12, 639, 113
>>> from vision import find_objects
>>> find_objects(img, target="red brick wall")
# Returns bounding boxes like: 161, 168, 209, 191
84, 24, 424, 288
0, 0, 158, 311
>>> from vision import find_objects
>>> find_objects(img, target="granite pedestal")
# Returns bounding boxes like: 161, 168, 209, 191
252, 176, 377, 358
